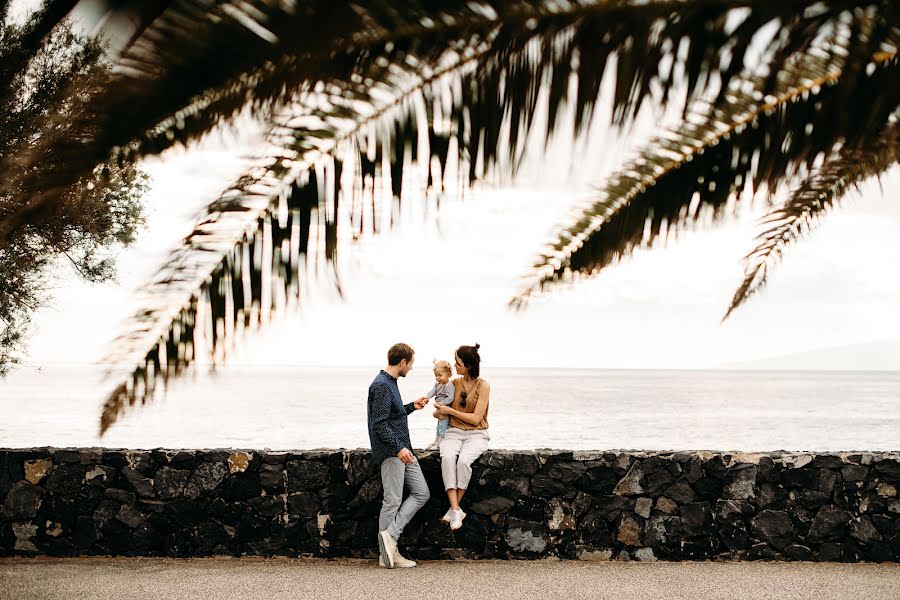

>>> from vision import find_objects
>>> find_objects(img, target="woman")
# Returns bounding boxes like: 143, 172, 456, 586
434, 343, 490, 530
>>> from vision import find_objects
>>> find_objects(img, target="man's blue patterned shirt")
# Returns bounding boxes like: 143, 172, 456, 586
367, 370, 415, 464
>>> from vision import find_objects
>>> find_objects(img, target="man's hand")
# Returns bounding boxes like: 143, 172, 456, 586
413, 396, 429, 410
397, 448, 415, 464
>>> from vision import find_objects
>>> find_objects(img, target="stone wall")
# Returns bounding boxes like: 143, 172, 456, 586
1, 448, 899, 561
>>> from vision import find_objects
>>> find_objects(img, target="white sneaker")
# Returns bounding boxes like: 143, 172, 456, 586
379, 545, 416, 568
440, 508, 453, 523
425, 442, 439, 451
378, 530, 396, 569
392, 548, 417, 568
449, 509, 466, 531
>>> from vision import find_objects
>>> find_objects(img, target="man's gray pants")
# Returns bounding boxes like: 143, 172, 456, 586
379, 457, 430, 540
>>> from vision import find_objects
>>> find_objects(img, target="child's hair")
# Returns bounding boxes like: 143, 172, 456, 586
432, 359, 452, 375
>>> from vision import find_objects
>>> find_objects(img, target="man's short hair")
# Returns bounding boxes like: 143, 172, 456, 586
387, 343, 415, 366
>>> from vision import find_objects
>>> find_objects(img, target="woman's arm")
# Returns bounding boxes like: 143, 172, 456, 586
439, 381, 490, 425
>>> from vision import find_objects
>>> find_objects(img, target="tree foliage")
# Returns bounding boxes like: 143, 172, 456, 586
0, 5, 149, 375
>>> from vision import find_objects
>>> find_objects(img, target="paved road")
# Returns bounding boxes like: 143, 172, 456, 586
1, 557, 899, 600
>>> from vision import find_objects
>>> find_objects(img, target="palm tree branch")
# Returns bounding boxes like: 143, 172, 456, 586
724, 120, 900, 319
512, 25, 900, 307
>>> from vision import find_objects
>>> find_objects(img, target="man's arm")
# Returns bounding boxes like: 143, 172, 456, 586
370, 383, 405, 456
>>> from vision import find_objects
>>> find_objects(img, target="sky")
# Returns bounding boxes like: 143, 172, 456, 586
9, 0, 900, 378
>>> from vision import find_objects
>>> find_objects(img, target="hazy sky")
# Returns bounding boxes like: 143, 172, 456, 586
11, 0, 900, 376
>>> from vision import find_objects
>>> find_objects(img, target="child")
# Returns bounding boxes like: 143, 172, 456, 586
424, 360, 455, 450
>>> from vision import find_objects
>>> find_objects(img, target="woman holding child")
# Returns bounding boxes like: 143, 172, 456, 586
433, 344, 490, 531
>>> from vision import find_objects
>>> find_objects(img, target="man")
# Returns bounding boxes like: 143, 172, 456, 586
367, 343, 431, 568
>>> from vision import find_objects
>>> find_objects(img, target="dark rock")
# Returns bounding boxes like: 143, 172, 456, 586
874, 459, 900, 481
722, 465, 757, 500
531, 474, 575, 498
818, 470, 837, 494
84, 465, 116, 488
184, 462, 228, 499
72, 516, 98, 550
45, 464, 84, 496
248, 496, 285, 517
644, 514, 681, 546
757, 483, 786, 508
99, 518, 133, 555
511, 496, 549, 522
164, 498, 205, 528
579, 510, 612, 546
421, 520, 455, 546
504, 518, 547, 554
591, 495, 630, 523
546, 498, 575, 531
616, 513, 642, 546
683, 457, 703, 483
816, 542, 843, 562
92, 499, 120, 529
285, 460, 330, 492
693, 477, 723, 500
680, 502, 712, 536
842, 542, 862, 563
751, 510, 794, 549
784, 544, 813, 560
849, 516, 881, 546
348, 478, 381, 509
512, 454, 540, 476
154, 467, 190, 499
644, 470, 676, 496
702, 456, 727, 479
74, 486, 104, 515
863, 541, 895, 563
262, 452, 289, 466
757, 456, 780, 483
870, 515, 896, 535
719, 523, 751, 550
663, 480, 695, 504
808, 506, 849, 543
748, 542, 780, 560
39, 495, 76, 529
104, 488, 136, 505
471, 496, 515, 516
498, 476, 530, 498
799, 490, 831, 508
288, 492, 319, 518
163, 530, 196, 557
715, 499, 750, 522
259, 464, 285, 491
573, 492, 593, 518
546, 461, 586, 483
810, 456, 844, 469
783, 468, 820, 490
220, 473, 262, 501
4, 481, 42, 520
634, 497, 652, 519
51, 450, 82, 464
840, 465, 868, 482
121, 467, 155, 498
168, 452, 200, 470
613, 463, 644, 496
116, 505, 146, 529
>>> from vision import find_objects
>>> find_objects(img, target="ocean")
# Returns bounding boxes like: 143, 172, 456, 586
1, 366, 898, 451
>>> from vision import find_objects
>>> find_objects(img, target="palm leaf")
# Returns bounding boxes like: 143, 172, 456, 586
724, 121, 900, 319
513, 17, 900, 308
4, 0, 878, 248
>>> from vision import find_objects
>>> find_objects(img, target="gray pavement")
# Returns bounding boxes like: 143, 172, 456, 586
1, 557, 899, 600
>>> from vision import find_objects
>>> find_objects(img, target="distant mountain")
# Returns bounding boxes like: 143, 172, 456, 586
720, 340, 900, 371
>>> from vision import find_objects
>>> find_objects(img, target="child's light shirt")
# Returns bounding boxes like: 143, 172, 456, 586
425, 382, 455, 406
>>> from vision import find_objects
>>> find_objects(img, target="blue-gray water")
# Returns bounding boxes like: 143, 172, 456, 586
1, 366, 898, 451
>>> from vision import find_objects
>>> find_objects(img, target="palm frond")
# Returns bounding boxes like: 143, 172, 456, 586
4, 0, 883, 250
513, 18, 900, 308
724, 121, 900, 319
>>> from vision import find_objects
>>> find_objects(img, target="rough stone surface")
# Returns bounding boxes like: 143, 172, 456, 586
0, 448, 897, 562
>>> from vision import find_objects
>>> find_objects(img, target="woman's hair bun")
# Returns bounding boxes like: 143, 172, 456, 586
474, 343, 480, 351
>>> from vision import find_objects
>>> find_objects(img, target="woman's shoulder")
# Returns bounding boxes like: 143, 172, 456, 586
450, 376, 464, 385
